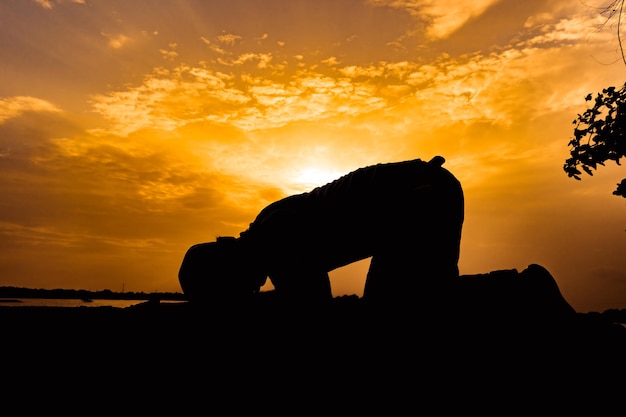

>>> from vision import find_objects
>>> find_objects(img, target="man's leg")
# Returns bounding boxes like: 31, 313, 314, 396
362, 235, 460, 307
516, 264, 577, 319
455, 265, 576, 320
362, 165, 463, 307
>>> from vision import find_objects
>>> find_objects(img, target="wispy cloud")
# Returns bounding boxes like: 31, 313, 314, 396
368, 0, 500, 39
89, 6, 613, 140
89, 62, 389, 135
101, 32, 133, 49
217, 33, 243, 46
0, 96, 61, 123
34, 0, 85, 10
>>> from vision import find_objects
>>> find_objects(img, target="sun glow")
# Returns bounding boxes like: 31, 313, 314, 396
293, 167, 344, 190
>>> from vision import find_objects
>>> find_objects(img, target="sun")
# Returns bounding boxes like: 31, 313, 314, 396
292, 166, 344, 190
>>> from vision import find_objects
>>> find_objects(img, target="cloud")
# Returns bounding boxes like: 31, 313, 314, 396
520, 14, 613, 48
89, 63, 389, 135
0, 96, 61, 124
321, 56, 340, 67
101, 32, 133, 49
0, 221, 165, 250
201, 37, 227, 55
160, 43, 179, 60
34, 0, 85, 9
89, 0, 621, 152
89, 9, 612, 143
368, 0, 500, 39
216, 52, 274, 68
217, 33, 243, 46
14, 2, 618, 222
0, 105, 255, 241
89, 67, 251, 136
34, 0, 54, 8
230, 72, 386, 130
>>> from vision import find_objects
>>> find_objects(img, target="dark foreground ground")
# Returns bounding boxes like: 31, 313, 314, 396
3, 296, 626, 414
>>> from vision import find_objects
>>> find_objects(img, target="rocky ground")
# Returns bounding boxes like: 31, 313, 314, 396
2, 295, 626, 414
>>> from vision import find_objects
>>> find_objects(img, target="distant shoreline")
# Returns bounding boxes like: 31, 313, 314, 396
0, 286, 186, 301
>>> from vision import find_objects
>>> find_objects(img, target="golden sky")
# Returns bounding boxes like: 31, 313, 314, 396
1, 0, 625, 312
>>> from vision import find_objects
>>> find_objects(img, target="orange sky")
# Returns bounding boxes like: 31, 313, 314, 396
1, 0, 625, 312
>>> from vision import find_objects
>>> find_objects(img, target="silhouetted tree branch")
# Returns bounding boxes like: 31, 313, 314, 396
564, 83, 626, 197
598, 0, 626, 65
564, 1, 626, 198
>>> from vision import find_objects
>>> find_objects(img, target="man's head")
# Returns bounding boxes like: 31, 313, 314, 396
178, 236, 267, 303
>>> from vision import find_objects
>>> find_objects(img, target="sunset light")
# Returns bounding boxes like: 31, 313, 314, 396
1, 0, 625, 312
293, 167, 345, 191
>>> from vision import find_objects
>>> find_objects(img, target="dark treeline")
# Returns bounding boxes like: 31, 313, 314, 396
0, 286, 186, 301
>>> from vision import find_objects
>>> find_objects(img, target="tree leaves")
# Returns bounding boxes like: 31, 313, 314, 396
564, 82, 626, 197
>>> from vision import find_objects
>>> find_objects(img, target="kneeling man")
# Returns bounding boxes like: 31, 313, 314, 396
179, 156, 464, 305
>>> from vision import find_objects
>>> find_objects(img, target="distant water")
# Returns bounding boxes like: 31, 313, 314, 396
0, 298, 184, 308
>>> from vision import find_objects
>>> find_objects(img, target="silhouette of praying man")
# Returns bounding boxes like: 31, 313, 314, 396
178, 156, 464, 305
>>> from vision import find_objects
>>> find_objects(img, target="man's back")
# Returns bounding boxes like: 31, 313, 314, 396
242, 156, 463, 279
